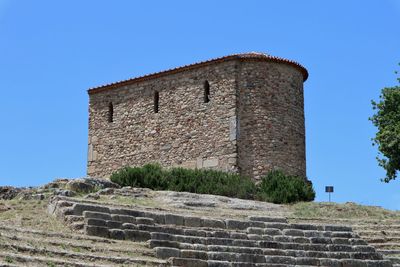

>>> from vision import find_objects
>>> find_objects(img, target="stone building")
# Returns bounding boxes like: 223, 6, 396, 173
87, 52, 308, 180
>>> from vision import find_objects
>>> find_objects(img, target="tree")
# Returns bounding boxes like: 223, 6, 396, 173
370, 64, 400, 182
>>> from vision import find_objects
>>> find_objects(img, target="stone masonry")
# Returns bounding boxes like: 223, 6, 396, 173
87, 52, 308, 180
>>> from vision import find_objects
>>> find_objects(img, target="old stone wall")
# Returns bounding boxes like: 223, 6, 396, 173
237, 61, 306, 180
87, 53, 307, 180
87, 61, 239, 178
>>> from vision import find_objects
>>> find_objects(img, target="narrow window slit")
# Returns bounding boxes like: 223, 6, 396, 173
108, 102, 114, 122
204, 81, 210, 103
154, 91, 159, 113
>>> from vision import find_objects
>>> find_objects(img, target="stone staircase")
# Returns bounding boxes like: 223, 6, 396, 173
0, 224, 167, 266
48, 196, 393, 267
291, 217, 400, 267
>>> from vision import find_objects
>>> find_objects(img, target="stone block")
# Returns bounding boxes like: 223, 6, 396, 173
169, 257, 208, 267
263, 228, 281, 236
106, 220, 122, 229
208, 260, 231, 267
109, 229, 125, 240
247, 227, 264, 235
212, 231, 230, 238
247, 234, 263, 240
149, 240, 180, 249
136, 217, 154, 225
85, 225, 109, 238
122, 223, 136, 229
295, 257, 320, 265
124, 230, 151, 241
207, 252, 237, 262
184, 229, 207, 237
184, 216, 202, 227
165, 214, 184, 225
230, 232, 247, 239
111, 214, 136, 224
180, 250, 208, 260
237, 253, 265, 263
202, 218, 225, 229
151, 232, 175, 241
74, 203, 110, 216
203, 158, 219, 168
282, 229, 305, 237
83, 211, 111, 221
155, 247, 181, 259
85, 218, 106, 227
225, 219, 249, 230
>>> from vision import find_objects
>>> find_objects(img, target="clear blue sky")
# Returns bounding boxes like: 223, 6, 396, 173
1, 1, 399, 209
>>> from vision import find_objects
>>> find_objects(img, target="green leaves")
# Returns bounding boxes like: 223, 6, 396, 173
370, 68, 400, 182
256, 170, 315, 204
110, 164, 315, 203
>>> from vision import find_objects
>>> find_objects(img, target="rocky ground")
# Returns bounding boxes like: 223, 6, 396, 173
0, 178, 399, 266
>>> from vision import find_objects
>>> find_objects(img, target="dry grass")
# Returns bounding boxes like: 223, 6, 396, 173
289, 201, 400, 221
0, 198, 72, 233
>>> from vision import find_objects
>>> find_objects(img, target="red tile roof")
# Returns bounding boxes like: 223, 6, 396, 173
88, 52, 308, 95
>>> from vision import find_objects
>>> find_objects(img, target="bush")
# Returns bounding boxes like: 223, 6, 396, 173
256, 170, 315, 204
110, 163, 256, 199
110, 164, 315, 203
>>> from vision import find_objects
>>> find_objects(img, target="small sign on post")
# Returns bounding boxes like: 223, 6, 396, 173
325, 186, 334, 202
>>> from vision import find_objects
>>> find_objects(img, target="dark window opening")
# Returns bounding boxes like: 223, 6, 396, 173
204, 80, 210, 103
154, 91, 159, 113
108, 102, 114, 122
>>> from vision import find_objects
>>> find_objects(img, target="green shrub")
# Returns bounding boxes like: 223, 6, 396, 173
110, 163, 166, 190
110, 164, 315, 203
110, 163, 256, 199
256, 170, 315, 204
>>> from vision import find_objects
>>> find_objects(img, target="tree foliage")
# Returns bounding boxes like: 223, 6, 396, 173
370, 65, 400, 182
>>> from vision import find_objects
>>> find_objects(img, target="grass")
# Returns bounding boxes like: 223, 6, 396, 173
5, 256, 13, 263
0, 198, 73, 233
289, 201, 400, 220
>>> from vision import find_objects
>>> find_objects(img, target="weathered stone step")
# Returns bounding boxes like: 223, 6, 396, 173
169, 257, 291, 267
370, 243, 400, 249
165, 251, 392, 266
357, 230, 400, 237
150, 239, 383, 260
0, 225, 116, 244
149, 231, 376, 253
0, 251, 110, 267
355, 225, 400, 231
0, 230, 153, 257
364, 236, 400, 243
378, 249, 400, 255
388, 257, 400, 264
0, 242, 165, 266
57, 199, 354, 233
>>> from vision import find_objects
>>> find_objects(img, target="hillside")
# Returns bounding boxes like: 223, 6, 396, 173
0, 179, 398, 266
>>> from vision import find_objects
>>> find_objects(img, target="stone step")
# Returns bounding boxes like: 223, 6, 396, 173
357, 230, 400, 237
0, 230, 154, 257
165, 251, 392, 266
0, 251, 110, 267
149, 231, 376, 253
355, 225, 400, 231
84, 214, 361, 244
364, 237, 400, 243
388, 257, 400, 264
149, 239, 383, 260
58, 199, 354, 233
0, 241, 165, 266
378, 249, 400, 255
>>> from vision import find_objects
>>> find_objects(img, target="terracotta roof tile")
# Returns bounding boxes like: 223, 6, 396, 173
88, 52, 308, 95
